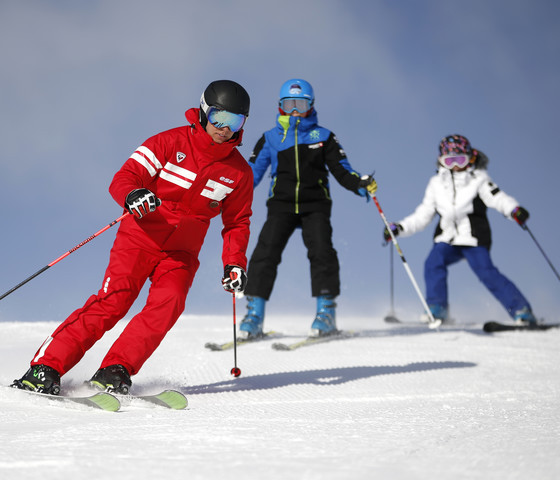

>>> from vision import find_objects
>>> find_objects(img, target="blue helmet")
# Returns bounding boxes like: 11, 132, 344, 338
278, 79, 314, 114
279, 79, 314, 103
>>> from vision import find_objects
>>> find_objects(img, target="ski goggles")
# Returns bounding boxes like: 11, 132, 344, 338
206, 107, 247, 132
439, 154, 471, 169
279, 97, 312, 114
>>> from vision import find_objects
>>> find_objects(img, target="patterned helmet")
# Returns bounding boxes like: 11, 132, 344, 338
439, 134, 473, 156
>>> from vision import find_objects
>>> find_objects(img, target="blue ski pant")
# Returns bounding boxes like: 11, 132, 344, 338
424, 243, 530, 318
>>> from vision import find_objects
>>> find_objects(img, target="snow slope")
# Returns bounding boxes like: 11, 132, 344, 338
1, 314, 559, 480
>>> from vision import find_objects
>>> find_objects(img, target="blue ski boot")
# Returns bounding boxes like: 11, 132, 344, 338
239, 296, 265, 339
310, 295, 337, 337
513, 306, 537, 326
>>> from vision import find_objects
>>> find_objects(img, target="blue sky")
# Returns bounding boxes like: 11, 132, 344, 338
1, 0, 559, 324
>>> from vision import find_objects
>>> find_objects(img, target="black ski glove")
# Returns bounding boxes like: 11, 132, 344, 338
358, 175, 378, 201
383, 223, 402, 243
125, 188, 161, 219
511, 206, 529, 226
222, 265, 247, 294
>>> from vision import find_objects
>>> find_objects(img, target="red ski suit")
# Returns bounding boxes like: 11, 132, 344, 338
31, 108, 253, 376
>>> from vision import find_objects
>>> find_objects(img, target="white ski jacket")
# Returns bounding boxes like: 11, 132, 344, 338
398, 166, 519, 248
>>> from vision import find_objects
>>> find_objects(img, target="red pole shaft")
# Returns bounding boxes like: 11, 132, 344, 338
232, 293, 238, 370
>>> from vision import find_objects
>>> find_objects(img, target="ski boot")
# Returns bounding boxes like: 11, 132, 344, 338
310, 295, 337, 337
513, 307, 537, 326
89, 364, 132, 394
239, 296, 265, 339
11, 364, 61, 395
421, 304, 449, 325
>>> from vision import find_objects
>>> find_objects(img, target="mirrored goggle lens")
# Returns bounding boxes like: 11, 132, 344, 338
440, 154, 471, 169
280, 98, 311, 114
207, 107, 247, 132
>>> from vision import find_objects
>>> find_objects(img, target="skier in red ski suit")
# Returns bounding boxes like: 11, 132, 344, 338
12, 80, 253, 395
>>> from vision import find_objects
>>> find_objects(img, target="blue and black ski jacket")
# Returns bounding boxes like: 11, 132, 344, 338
248, 109, 364, 215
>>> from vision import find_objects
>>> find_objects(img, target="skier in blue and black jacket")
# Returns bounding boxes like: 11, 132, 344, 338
240, 79, 377, 339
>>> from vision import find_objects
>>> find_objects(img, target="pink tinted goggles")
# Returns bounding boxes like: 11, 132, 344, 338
439, 154, 471, 169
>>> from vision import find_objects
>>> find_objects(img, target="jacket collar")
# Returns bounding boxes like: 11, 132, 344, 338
184, 108, 243, 161
275, 109, 319, 134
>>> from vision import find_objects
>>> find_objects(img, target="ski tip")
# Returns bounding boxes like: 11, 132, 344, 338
89, 392, 121, 412
483, 321, 560, 333
155, 390, 188, 410
483, 322, 499, 333
130, 390, 188, 409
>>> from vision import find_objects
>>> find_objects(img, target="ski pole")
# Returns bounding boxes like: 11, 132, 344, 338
370, 194, 441, 329
521, 224, 560, 283
0, 212, 129, 302
230, 293, 242, 377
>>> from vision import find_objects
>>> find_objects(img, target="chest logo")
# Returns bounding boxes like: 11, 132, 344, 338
201, 180, 234, 201
176, 152, 186, 163
309, 129, 321, 140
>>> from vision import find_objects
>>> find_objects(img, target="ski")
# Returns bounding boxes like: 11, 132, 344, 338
121, 390, 188, 410
205, 331, 280, 351
384, 315, 445, 329
9, 387, 121, 412
483, 321, 560, 333
271, 331, 357, 351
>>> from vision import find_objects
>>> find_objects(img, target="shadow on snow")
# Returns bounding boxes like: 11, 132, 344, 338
182, 361, 476, 395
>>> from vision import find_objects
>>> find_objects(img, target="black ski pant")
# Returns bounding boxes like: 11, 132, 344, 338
244, 210, 340, 300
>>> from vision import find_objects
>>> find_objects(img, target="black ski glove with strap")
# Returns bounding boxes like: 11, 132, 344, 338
383, 223, 402, 243
511, 206, 529, 226
125, 188, 161, 219
222, 265, 247, 294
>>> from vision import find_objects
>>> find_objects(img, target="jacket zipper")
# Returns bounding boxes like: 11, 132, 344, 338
294, 119, 300, 214
451, 171, 458, 239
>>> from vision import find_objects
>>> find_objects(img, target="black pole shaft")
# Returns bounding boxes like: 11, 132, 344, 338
0, 212, 129, 302
389, 243, 395, 314
0, 266, 50, 302
524, 225, 560, 282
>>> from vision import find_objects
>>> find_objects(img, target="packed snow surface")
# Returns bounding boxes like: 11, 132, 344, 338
1, 314, 559, 480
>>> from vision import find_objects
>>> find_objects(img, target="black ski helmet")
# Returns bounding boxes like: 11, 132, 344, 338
199, 80, 250, 128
